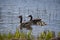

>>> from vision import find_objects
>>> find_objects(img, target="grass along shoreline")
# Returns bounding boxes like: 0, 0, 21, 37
0, 28, 60, 40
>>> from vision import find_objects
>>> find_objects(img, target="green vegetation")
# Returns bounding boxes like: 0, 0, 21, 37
58, 32, 60, 37
0, 29, 60, 40
37, 30, 55, 40
0, 28, 33, 40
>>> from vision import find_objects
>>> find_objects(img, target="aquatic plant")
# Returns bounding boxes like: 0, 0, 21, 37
7, 32, 13, 39
14, 28, 20, 38
58, 32, 60, 37
38, 30, 55, 40
37, 31, 46, 40
45, 31, 55, 40
0, 29, 60, 40
0, 33, 4, 40
13, 28, 28, 40
27, 30, 32, 40
12, 28, 33, 40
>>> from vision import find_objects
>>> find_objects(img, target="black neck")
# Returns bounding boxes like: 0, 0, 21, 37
20, 17, 22, 23
30, 16, 32, 21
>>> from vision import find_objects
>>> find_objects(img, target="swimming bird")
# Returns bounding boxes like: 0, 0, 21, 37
18, 15, 32, 30
28, 15, 47, 26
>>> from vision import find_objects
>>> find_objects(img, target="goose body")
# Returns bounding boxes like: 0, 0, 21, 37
28, 15, 47, 26
32, 18, 41, 25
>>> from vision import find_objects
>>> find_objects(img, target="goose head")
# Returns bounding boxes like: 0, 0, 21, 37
28, 15, 33, 21
18, 15, 22, 18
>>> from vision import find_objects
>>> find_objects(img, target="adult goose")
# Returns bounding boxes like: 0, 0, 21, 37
18, 15, 32, 30
28, 15, 47, 26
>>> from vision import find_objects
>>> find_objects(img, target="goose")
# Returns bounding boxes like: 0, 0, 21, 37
18, 15, 32, 30
28, 15, 47, 26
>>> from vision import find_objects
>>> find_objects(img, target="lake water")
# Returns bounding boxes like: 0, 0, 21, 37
0, 7, 60, 37
0, 17, 60, 37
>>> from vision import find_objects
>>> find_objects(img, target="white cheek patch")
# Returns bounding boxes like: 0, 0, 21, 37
24, 17, 30, 22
